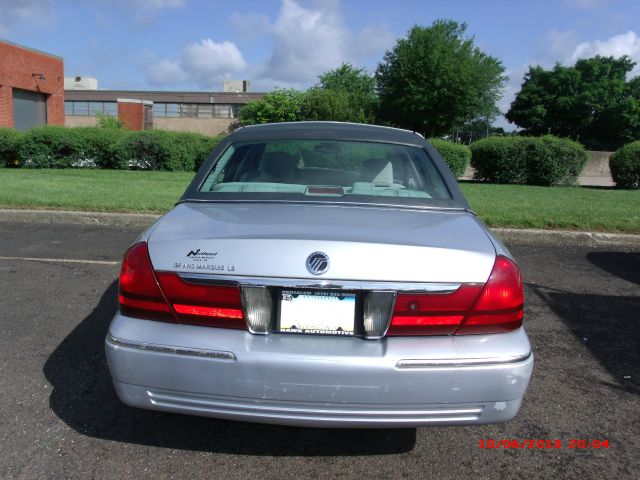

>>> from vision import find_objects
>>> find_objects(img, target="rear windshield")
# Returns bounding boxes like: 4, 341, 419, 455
198, 140, 452, 202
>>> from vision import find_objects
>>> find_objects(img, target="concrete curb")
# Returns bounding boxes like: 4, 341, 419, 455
494, 227, 640, 247
0, 209, 159, 228
1, 208, 639, 247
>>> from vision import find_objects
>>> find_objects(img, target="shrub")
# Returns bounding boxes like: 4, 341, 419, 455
74, 127, 130, 168
114, 130, 222, 171
428, 138, 471, 177
470, 136, 587, 186
16, 126, 82, 168
15, 126, 132, 168
539, 135, 588, 184
13, 126, 222, 171
96, 113, 126, 129
0, 128, 24, 167
610, 141, 640, 188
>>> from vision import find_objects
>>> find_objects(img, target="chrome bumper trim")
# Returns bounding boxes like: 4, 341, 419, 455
396, 352, 532, 369
107, 334, 236, 360
178, 272, 462, 294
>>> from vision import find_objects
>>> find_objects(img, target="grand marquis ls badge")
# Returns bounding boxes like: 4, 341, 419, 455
306, 251, 330, 275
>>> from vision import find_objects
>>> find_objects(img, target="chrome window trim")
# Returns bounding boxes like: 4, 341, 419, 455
107, 334, 236, 360
178, 273, 463, 294
395, 352, 532, 369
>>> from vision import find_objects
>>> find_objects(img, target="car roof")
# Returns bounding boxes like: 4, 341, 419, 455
229, 121, 426, 146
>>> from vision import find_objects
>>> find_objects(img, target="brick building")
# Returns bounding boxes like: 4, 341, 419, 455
0, 40, 65, 130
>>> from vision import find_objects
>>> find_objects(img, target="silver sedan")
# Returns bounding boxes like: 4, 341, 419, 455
106, 122, 533, 428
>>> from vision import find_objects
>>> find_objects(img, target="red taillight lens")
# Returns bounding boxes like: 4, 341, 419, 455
387, 255, 524, 336
118, 242, 246, 329
156, 272, 245, 329
456, 256, 523, 334
387, 285, 483, 336
118, 242, 174, 322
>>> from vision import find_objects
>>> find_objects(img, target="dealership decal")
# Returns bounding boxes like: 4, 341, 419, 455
173, 262, 235, 272
186, 248, 219, 261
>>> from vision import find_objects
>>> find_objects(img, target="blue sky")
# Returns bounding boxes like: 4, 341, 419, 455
2, 0, 640, 126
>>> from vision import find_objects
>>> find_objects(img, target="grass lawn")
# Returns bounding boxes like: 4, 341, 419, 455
459, 183, 639, 233
0, 169, 638, 233
0, 169, 195, 214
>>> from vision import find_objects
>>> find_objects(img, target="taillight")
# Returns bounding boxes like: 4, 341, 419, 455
118, 241, 246, 329
455, 256, 524, 334
388, 285, 483, 336
387, 255, 523, 336
156, 273, 246, 329
118, 242, 174, 322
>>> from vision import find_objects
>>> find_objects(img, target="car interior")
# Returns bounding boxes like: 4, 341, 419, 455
200, 141, 451, 199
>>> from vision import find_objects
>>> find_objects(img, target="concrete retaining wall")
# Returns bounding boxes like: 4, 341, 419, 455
154, 117, 233, 136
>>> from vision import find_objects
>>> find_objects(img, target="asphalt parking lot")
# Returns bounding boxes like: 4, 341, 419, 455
0, 221, 638, 479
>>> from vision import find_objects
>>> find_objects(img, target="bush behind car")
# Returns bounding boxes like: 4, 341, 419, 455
610, 141, 640, 189
0, 127, 24, 167
6, 126, 222, 171
470, 135, 588, 186
428, 138, 471, 178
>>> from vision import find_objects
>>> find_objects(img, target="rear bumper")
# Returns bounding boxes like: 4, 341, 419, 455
105, 314, 534, 428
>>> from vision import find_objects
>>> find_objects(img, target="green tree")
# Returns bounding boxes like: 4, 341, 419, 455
299, 87, 353, 122
506, 56, 640, 150
315, 63, 378, 123
238, 89, 305, 125
375, 20, 506, 137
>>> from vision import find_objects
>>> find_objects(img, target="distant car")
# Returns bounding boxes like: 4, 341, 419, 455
106, 121, 533, 428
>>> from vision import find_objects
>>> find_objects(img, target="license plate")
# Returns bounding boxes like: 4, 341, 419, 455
278, 289, 356, 336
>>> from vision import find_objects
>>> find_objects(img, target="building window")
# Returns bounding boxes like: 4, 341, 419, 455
153, 103, 166, 117
197, 104, 213, 118
166, 104, 180, 117
64, 101, 116, 116
104, 102, 117, 116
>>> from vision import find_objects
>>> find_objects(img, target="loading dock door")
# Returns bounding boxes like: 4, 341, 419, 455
13, 89, 47, 131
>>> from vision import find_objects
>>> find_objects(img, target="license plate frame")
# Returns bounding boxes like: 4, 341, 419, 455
277, 288, 357, 336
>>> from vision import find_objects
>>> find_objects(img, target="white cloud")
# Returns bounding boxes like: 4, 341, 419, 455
232, 0, 394, 85
569, 30, 640, 76
143, 39, 247, 89
263, 0, 350, 83
0, 0, 54, 35
145, 58, 189, 86
183, 39, 247, 86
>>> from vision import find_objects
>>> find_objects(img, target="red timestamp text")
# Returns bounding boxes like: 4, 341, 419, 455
478, 439, 610, 449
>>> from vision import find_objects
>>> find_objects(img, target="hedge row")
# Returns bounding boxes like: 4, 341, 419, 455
610, 141, 640, 189
0, 128, 23, 167
0, 126, 223, 171
429, 139, 471, 178
470, 136, 588, 186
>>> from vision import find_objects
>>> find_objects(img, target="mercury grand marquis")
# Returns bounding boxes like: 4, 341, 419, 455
105, 121, 533, 428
